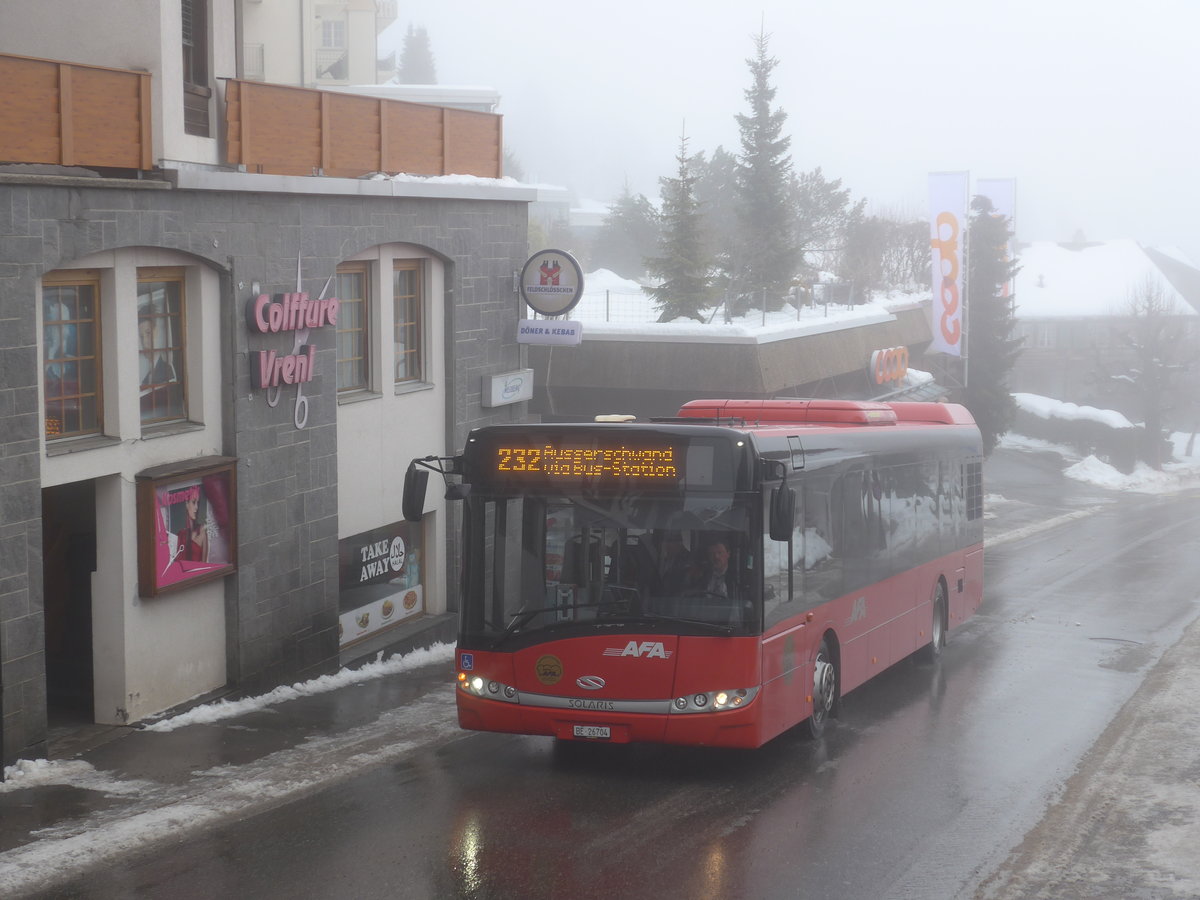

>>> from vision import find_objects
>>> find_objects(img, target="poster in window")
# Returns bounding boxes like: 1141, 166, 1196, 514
137, 458, 237, 596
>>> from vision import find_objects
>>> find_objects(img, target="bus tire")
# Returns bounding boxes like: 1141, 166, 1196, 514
805, 636, 838, 739
920, 579, 948, 663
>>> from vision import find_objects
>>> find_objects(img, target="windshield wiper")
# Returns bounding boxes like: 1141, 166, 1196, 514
492, 599, 617, 647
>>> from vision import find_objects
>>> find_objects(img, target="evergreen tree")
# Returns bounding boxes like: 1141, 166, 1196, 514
397, 24, 437, 84
645, 132, 711, 323
963, 196, 1023, 456
731, 30, 799, 314
693, 146, 739, 297
592, 183, 660, 280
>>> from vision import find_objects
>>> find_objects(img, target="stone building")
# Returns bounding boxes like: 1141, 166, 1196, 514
1, 1, 532, 767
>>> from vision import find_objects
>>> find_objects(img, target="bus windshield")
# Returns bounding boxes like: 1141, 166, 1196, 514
462, 491, 759, 647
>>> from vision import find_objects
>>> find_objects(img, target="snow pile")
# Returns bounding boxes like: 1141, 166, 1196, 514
141, 642, 455, 733
1004, 394, 1200, 495
1013, 392, 1134, 430
0, 758, 151, 796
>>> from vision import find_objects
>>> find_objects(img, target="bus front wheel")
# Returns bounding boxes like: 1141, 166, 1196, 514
921, 579, 948, 662
806, 637, 838, 739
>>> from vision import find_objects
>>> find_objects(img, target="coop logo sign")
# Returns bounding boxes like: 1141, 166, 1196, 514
247, 291, 340, 429
869, 346, 910, 385
928, 172, 968, 358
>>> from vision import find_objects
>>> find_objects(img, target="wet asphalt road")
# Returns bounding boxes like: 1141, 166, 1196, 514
24, 452, 1200, 899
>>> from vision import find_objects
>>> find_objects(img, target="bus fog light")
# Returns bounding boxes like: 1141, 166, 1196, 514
504, 685, 517, 699
487, 681, 500, 694
674, 697, 688, 710
693, 693, 708, 707
470, 676, 484, 692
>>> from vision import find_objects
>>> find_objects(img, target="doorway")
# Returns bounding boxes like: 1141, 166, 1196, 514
42, 480, 96, 725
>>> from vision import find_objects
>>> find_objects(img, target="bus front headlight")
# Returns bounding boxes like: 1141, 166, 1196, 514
671, 686, 759, 713
458, 672, 520, 704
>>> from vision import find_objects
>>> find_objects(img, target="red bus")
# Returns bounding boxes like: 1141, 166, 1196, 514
404, 398, 984, 748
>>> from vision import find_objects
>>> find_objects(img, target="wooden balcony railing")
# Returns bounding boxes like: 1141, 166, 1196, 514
224, 78, 503, 180
0, 52, 153, 171
0, 53, 501, 182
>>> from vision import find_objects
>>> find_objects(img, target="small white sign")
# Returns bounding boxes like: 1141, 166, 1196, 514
517, 319, 583, 346
483, 369, 535, 407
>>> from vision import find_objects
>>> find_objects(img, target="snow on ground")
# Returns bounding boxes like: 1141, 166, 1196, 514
1007, 393, 1200, 494
139, 642, 455, 733
557, 268, 923, 341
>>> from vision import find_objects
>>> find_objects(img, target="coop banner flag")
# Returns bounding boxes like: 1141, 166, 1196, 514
928, 171, 969, 357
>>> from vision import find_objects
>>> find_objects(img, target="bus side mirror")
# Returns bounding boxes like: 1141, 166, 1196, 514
402, 463, 429, 522
769, 486, 795, 542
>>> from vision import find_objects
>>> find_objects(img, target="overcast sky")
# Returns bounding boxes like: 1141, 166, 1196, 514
383, 1, 1200, 261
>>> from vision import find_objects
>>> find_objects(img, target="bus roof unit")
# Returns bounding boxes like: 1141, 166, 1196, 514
676, 398, 975, 428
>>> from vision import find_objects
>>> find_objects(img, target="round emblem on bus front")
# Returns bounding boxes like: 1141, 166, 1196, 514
535, 655, 563, 685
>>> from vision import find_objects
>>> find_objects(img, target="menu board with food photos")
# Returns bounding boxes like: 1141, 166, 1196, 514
337, 520, 424, 648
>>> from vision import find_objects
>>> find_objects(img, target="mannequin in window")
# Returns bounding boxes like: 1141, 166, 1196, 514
139, 318, 176, 386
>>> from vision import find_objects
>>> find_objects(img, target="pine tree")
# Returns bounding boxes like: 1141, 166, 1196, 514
592, 183, 660, 281
397, 24, 437, 84
645, 132, 711, 323
731, 30, 799, 314
963, 196, 1023, 456
693, 146, 739, 297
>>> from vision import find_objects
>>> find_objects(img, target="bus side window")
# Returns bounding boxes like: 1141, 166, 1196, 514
803, 476, 841, 608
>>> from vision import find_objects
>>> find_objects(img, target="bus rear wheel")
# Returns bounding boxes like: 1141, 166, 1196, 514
806, 637, 837, 739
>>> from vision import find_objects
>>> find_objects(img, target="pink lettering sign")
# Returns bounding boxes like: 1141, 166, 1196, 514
251, 293, 339, 334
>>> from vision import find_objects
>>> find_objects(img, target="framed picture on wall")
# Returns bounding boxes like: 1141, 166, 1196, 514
136, 456, 237, 597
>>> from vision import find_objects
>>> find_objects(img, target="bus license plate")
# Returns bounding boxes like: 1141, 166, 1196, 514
573, 725, 610, 740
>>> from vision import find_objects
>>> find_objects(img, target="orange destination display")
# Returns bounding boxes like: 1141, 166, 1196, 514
495, 444, 679, 479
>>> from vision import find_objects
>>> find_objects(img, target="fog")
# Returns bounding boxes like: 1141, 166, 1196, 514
383, 0, 1200, 261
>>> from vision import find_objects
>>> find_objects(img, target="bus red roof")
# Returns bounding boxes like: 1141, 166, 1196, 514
676, 398, 975, 427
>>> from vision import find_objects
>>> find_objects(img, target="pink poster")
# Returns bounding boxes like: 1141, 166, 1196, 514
151, 470, 234, 590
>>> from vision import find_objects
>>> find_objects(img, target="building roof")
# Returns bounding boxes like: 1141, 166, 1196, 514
1014, 240, 1200, 319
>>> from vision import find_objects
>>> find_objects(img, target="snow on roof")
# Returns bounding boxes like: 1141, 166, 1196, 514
1014, 240, 1197, 319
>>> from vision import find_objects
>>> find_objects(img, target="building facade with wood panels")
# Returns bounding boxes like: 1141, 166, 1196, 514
0, 2, 530, 769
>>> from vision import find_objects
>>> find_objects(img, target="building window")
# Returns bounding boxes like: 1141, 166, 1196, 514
336, 263, 370, 392
182, 0, 211, 136
43, 271, 102, 440
137, 269, 187, 424
320, 19, 346, 49
394, 261, 423, 384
